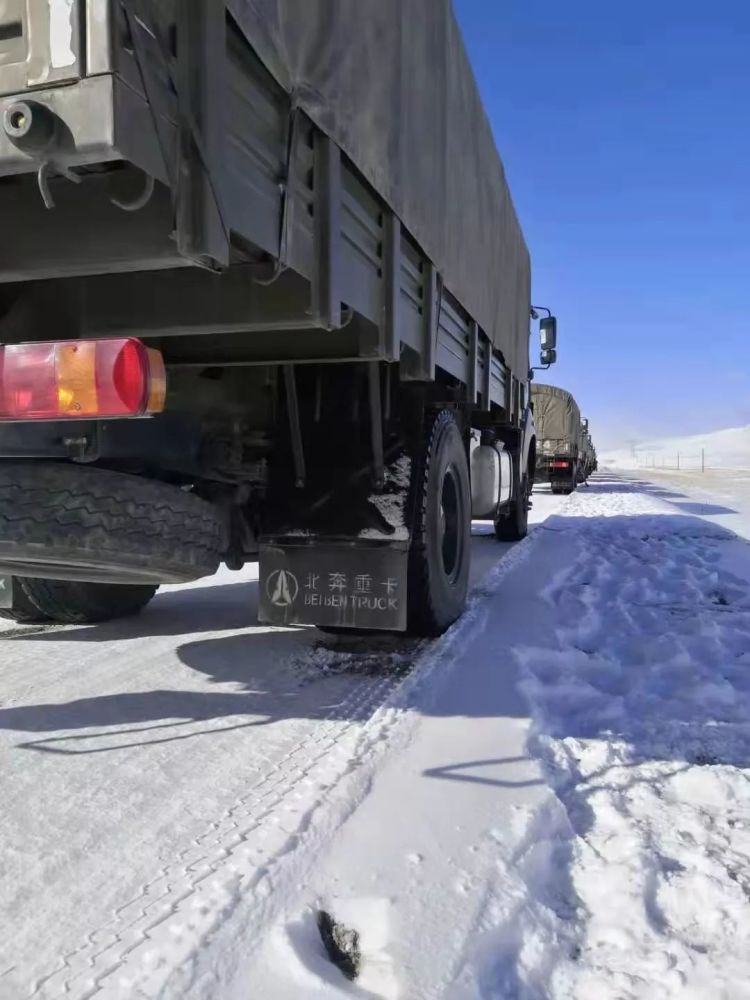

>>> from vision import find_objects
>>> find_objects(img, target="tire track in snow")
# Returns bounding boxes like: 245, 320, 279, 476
26, 645, 416, 1000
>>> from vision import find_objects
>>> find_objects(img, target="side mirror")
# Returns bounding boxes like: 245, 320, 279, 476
540, 316, 557, 350
541, 347, 557, 366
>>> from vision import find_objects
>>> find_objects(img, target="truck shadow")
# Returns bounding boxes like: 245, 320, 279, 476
0, 628, 417, 755
1, 528, 507, 646
0, 579, 268, 643
670, 500, 738, 516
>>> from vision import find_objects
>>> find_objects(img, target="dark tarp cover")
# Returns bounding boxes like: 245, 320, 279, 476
532, 383, 582, 445
228, 0, 532, 377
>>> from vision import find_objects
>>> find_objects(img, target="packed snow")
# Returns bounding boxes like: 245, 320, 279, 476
2, 474, 750, 999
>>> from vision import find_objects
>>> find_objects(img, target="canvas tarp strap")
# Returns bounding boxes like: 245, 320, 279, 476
226, 0, 532, 377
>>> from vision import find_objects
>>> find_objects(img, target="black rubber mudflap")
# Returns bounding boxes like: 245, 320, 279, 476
258, 540, 408, 631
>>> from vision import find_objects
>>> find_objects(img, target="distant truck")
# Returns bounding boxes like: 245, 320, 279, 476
531, 384, 595, 494
580, 423, 598, 481
0, 1, 557, 635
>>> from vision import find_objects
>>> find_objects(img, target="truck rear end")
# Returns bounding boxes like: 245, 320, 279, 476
531, 383, 582, 495
0, 1, 556, 634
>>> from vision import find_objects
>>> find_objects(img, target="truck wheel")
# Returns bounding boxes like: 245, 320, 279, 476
0, 463, 223, 585
0, 581, 51, 624
18, 578, 157, 625
408, 410, 471, 636
495, 471, 529, 542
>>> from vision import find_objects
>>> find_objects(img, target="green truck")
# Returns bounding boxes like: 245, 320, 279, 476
0, 1, 557, 635
531, 383, 596, 494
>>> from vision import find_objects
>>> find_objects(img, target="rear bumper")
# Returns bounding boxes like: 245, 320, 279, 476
537, 456, 576, 481
0, 75, 169, 180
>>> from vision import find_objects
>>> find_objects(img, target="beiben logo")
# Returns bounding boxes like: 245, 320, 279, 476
266, 569, 299, 608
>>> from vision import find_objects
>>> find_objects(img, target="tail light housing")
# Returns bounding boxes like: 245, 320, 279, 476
0, 339, 166, 420
551, 460, 571, 469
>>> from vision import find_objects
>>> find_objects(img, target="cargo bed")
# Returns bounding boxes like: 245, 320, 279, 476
0, 0, 529, 410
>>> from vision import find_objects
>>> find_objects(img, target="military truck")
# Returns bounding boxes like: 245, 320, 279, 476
578, 419, 597, 482
0, 1, 556, 635
531, 383, 584, 495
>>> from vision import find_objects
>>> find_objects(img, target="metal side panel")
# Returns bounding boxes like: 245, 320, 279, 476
490, 354, 508, 409
339, 164, 383, 324
435, 291, 470, 381
223, 24, 286, 259
0, 0, 84, 97
398, 236, 425, 356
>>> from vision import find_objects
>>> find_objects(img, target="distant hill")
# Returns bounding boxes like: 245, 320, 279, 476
603, 425, 750, 471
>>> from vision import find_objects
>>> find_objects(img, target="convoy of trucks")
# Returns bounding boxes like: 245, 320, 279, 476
531, 383, 597, 495
0, 1, 594, 636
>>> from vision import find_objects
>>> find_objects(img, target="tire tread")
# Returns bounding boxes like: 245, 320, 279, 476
0, 464, 223, 583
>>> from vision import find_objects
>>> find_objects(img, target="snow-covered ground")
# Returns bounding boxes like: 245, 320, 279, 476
606, 467, 750, 542
2, 475, 750, 999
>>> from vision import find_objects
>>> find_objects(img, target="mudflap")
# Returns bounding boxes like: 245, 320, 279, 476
0, 575, 12, 609
258, 540, 409, 632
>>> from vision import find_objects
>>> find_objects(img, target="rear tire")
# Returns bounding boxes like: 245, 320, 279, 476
408, 410, 471, 637
0, 463, 224, 585
495, 469, 529, 542
0, 580, 51, 624
19, 578, 158, 624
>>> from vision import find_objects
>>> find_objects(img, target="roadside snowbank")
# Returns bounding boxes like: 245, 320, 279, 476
236, 476, 750, 1000
512, 493, 750, 1000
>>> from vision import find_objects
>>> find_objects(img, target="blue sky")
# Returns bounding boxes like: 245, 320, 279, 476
454, 0, 750, 450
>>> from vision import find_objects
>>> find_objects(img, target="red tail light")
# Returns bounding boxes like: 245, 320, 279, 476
0, 339, 166, 420
551, 460, 571, 469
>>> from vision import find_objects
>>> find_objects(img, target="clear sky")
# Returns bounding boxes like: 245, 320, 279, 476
454, 0, 750, 450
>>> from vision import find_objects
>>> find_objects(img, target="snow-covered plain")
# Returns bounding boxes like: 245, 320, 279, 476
2, 474, 750, 999
604, 424, 750, 471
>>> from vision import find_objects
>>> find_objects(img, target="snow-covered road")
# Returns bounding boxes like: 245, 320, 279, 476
2, 474, 750, 1000
0, 493, 562, 1000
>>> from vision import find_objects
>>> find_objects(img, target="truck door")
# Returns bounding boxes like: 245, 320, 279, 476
0, 0, 84, 97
